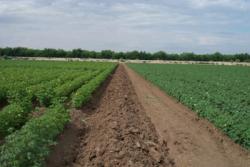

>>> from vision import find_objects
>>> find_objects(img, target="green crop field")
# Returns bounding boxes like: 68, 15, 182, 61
0, 60, 116, 167
128, 63, 250, 149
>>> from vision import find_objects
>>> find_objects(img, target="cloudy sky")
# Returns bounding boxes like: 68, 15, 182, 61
0, 0, 250, 53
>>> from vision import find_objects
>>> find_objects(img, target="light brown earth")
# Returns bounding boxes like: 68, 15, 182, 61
46, 64, 250, 167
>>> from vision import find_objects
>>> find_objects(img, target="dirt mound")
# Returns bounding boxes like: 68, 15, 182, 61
46, 65, 174, 167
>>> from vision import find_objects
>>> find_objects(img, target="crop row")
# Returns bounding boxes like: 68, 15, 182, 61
55, 70, 101, 99
0, 101, 31, 137
0, 60, 116, 166
72, 64, 116, 108
0, 61, 115, 138
0, 60, 111, 102
0, 103, 69, 167
28, 70, 92, 106
0, 69, 62, 102
0, 70, 99, 138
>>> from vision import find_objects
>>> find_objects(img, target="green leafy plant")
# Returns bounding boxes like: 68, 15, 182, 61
72, 65, 115, 108
0, 101, 31, 137
0, 104, 70, 167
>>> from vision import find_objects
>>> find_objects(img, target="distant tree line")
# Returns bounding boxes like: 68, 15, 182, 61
0, 47, 250, 62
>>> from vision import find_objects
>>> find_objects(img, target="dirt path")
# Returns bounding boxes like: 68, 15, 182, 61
124, 64, 250, 167
46, 65, 174, 167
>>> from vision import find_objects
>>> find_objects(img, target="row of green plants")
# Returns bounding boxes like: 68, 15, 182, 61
0, 60, 108, 102
0, 62, 113, 138
72, 64, 116, 108
0, 60, 113, 104
28, 71, 90, 106
0, 103, 70, 167
0, 71, 92, 138
0, 60, 116, 166
128, 63, 250, 149
0, 69, 62, 102
0, 101, 31, 137
55, 70, 101, 98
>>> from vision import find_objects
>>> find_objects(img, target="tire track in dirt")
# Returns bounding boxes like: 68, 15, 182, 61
46, 65, 174, 167
124, 64, 250, 167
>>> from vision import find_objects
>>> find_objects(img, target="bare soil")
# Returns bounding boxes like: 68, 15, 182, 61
30, 107, 46, 118
46, 64, 250, 167
124, 64, 250, 167
46, 65, 174, 167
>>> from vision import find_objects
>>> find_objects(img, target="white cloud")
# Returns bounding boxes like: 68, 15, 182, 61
189, 0, 250, 10
197, 35, 225, 45
0, 0, 249, 53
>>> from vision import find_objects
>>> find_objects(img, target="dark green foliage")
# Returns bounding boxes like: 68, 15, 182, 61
27, 71, 85, 106
0, 102, 31, 137
101, 50, 114, 59
0, 86, 7, 101
72, 65, 116, 108
55, 71, 100, 98
0, 104, 70, 167
0, 61, 115, 137
1, 47, 250, 62
129, 63, 250, 149
0, 60, 116, 166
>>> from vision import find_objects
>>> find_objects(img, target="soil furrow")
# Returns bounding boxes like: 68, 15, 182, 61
46, 65, 174, 167
0, 99, 8, 111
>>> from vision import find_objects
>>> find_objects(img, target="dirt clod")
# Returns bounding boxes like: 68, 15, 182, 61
46, 65, 174, 167
71, 65, 174, 167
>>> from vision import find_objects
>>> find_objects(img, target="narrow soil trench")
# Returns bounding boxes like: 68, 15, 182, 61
0, 100, 7, 144
0, 99, 8, 111
0, 137, 4, 145
46, 65, 174, 167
